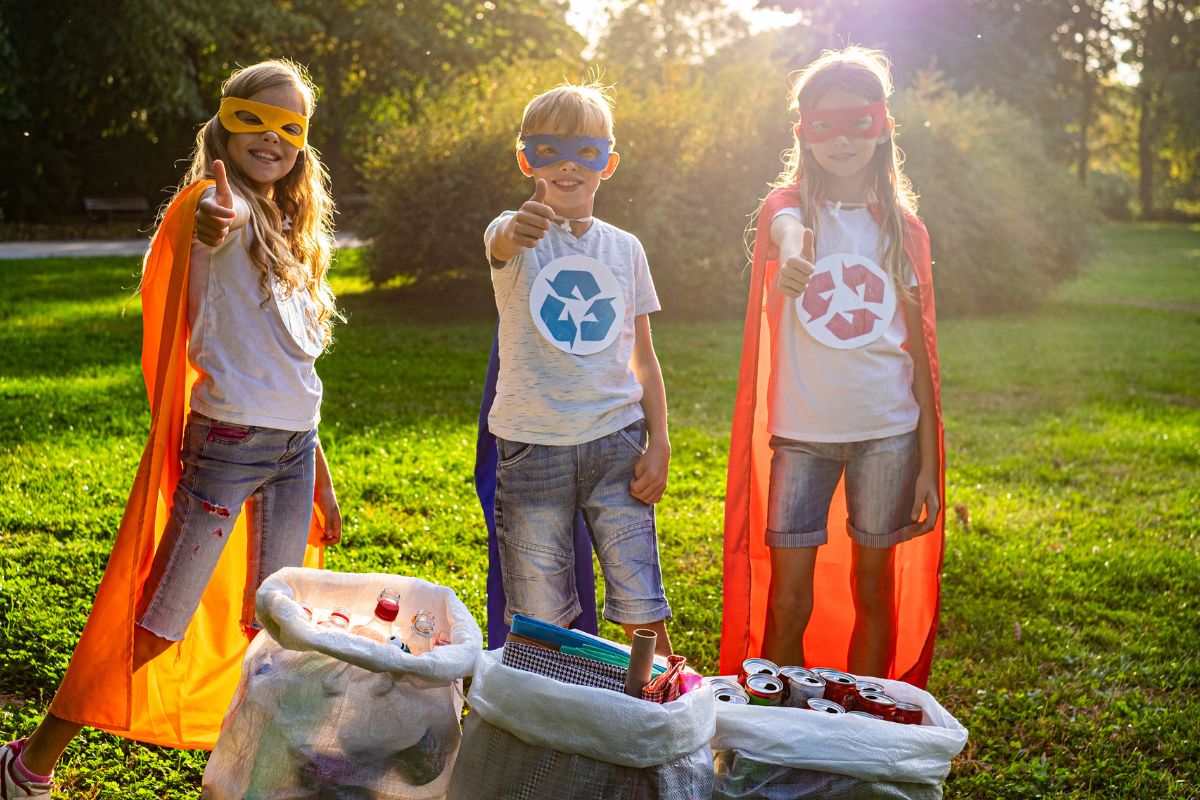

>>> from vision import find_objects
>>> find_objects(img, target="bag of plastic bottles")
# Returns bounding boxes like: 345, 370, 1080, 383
202, 567, 482, 800
448, 648, 715, 800
709, 675, 968, 800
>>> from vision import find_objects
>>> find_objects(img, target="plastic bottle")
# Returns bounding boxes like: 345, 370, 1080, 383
351, 589, 401, 643
407, 609, 437, 654
317, 606, 352, 629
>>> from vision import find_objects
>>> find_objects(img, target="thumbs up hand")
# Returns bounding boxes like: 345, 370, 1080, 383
195, 160, 238, 247
505, 179, 555, 250
777, 226, 816, 299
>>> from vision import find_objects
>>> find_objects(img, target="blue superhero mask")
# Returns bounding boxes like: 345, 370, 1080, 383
520, 134, 612, 172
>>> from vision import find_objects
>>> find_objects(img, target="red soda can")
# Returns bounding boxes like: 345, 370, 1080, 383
738, 658, 780, 687
814, 668, 858, 709
745, 673, 785, 706
891, 700, 924, 725
857, 691, 897, 718
805, 697, 845, 714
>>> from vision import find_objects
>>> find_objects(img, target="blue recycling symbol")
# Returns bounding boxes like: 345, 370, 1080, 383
539, 269, 618, 349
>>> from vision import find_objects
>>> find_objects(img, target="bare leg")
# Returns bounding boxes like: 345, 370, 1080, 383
848, 542, 897, 678
20, 626, 175, 776
762, 546, 819, 667
620, 619, 673, 657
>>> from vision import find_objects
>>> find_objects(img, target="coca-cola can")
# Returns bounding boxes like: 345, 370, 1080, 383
890, 700, 924, 725
857, 691, 897, 718
745, 673, 785, 706
738, 658, 779, 687
847, 710, 882, 720
779, 667, 825, 707
805, 697, 845, 714
813, 668, 858, 709
855, 680, 885, 695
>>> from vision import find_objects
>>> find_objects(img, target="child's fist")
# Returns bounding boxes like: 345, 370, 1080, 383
505, 179, 554, 250
777, 226, 816, 298
195, 160, 237, 247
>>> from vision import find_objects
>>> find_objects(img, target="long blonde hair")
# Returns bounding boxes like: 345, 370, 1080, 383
773, 47, 918, 296
171, 59, 339, 346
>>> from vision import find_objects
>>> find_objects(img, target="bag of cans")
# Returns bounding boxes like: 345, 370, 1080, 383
709, 662, 967, 800
448, 647, 715, 799
201, 568, 483, 800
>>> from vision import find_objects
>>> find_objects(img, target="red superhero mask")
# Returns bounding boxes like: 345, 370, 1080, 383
796, 100, 888, 143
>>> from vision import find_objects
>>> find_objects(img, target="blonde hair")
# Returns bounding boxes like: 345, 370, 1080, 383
773, 47, 918, 297
516, 81, 617, 148
168, 59, 339, 346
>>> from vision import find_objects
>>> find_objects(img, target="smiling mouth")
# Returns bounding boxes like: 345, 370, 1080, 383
553, 179, 583, 189
250, 150, 281, 163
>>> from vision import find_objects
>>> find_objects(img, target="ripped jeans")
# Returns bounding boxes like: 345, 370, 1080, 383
136, 412, 317, 641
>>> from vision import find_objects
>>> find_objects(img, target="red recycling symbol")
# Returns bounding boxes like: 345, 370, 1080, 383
799, 257, 891, 344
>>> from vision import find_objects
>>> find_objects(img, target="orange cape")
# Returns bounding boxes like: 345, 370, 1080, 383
718, 184, 946, 687
49, 181, 324, 748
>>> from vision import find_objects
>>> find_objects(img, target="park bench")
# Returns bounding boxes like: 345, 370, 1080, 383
82, 196, 151, 238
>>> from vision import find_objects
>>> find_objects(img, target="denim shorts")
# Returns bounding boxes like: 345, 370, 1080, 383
494, 419, 672, 627
766, 430, 920, 550
136, 412, 318, 641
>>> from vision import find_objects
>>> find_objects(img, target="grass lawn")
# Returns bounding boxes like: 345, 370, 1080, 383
1, 222, 1197, 798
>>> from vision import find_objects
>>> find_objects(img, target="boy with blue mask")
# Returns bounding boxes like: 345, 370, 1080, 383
481, 82, 673, 655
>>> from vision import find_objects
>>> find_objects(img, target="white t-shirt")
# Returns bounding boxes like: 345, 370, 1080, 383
187, 206, 323, 431
485, 214, 660, 445
768, 203, 918, 443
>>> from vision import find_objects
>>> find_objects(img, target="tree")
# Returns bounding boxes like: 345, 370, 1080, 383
1125, 0, 1200, 215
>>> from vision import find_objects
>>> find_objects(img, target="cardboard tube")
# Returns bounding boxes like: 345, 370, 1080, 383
624, 628, 657, 697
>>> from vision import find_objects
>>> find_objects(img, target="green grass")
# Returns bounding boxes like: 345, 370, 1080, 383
2, 223, 1198, 798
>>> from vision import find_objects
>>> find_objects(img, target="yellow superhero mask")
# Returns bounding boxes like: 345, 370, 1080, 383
218, 97, 308, 149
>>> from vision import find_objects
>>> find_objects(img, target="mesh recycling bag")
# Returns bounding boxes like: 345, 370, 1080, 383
202, 568, 483, 800
448, 648, 715, 799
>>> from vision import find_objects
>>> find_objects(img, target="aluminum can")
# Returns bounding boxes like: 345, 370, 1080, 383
805, 697, 845, 714
813, 668, 858, 709
847, 710, 882, 720
713, 685, 750, 705
708, 677, 743, 694
738, 658, 780, 687
890, 700, 924, 725
857, 691, 897, 718
745, 673, 785, 706
855, 680, 885, 695
779, 667, 826, 707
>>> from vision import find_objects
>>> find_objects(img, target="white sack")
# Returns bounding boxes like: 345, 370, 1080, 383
710, 676, 968, 785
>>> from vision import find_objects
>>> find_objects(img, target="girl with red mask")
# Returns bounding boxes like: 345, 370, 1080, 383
720, 47, 945, 687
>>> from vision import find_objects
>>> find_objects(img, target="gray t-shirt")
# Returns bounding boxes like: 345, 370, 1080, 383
187, 206, 323, 431
485, 214, 660, 445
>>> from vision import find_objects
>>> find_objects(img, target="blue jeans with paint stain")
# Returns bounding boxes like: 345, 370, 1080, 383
136, 412, 317, 641
494, 419, 672, 627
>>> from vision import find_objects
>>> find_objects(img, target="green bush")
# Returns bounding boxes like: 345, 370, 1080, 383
893, 76, 1100, 317
363, 61, 1098, 319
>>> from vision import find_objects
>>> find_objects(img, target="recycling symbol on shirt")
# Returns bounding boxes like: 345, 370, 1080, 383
529, 255, 626, 355
794, 252, 896, 349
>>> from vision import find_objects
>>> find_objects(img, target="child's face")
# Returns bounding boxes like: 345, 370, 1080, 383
225, 84, 306, 194
802, 89, 890, 187
517, 129, 618, 219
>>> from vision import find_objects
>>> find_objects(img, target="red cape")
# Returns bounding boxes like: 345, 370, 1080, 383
49, 182, 325, 748
718, 184, 945, 687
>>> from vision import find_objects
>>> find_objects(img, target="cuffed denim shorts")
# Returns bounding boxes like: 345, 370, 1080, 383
494, 419, 672, 627
136, 412, 318, 641
766, 429, 920, 550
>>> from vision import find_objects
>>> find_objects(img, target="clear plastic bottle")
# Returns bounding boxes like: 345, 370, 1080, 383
318, 606, 352, 629
352, 589, 401, 643
407, 609, 437, 654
